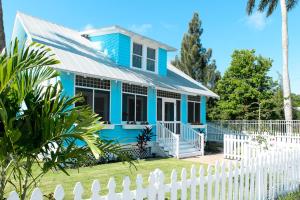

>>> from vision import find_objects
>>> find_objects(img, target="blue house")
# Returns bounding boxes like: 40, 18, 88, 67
12, 12, 218, 158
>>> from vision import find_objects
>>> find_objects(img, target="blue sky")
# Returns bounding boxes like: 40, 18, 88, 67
3, 0, 300, 94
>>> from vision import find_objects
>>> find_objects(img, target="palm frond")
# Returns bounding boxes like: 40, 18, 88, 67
266, 0, 279, 16
258, 0, 271, 12
287, 0, 298, 11
247, 0, 257, 15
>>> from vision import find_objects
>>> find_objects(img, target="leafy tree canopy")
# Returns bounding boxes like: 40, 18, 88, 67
210, 49, 282, 120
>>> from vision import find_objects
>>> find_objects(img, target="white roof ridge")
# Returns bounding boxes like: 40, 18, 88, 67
17, 11, 82, 35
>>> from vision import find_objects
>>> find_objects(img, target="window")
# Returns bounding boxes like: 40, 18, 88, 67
188, 101, 201, 124
176, 100, 181, 121
157, 90, 181, 99
147, 47, 156, 72
75, 76, 110, 122
132, 43, 143, 69
122, 84, 148, 122
157, 98, 162, 121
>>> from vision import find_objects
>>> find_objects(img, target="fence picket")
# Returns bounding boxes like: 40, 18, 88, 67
190, 165, 196, 200
198, 166, 205, 200
122, 176, 132, 200
73, 182, 84, 200
30, 188, 43, 200
170, 169, 177, 200
214, 161, 220, 200
7, 191, 19, 200
54, 185, 65, 200
227, 162, 233, 200
181, 168, 187, 200
135, 174, 144, 200
220, 162, 226, 200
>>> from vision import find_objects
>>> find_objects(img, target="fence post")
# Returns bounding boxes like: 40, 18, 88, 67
176, 135, 180, 158
136, 174, 144, 200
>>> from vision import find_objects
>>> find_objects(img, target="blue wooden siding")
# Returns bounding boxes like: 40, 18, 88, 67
59, 71, 74, 97
181, 94, 187, 123
147, 87, 156, 124
89, 33, 131, 67
201, 96, 206, 124
158, 48, 167, 76
110, 80, 122, 124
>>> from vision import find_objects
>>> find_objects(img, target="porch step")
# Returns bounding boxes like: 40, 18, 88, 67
158, 140, 203, 158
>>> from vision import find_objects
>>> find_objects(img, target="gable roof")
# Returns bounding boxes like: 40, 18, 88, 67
81, 25, 177, 52
14, 12, 219, 98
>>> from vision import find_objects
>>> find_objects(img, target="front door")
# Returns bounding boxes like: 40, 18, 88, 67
162, 99, 179, 134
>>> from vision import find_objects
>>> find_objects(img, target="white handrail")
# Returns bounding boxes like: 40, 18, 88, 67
156, 122, 179, 158
181, 123, 205, 154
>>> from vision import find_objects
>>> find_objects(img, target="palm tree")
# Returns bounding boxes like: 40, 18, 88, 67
0, 0, 5, 51
0, 40, 132, 199
246, 0, 298, 120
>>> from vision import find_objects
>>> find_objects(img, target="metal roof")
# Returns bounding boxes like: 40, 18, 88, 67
15, 12, 219, 98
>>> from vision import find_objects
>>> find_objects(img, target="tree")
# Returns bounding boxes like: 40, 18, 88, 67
246, 0, 298, 120
0, 0, 5, 51
210, 49, 281, 120
171, 12, 220, 89
0, 40, 131, 199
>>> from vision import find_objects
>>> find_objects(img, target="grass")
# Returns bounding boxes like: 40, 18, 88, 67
6, 158, 208, 199
278, 190, 300, 200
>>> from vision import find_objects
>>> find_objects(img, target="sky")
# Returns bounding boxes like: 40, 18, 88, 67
3, 0, 300, 94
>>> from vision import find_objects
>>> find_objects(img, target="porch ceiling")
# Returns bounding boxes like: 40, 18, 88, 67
17, 12, 219, 98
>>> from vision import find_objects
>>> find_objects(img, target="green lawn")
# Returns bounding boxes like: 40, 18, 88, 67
7, 158, 208, 199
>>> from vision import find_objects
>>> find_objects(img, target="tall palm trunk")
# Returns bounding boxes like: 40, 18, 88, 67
0, 0, 5, 52
280, 0, 293, 120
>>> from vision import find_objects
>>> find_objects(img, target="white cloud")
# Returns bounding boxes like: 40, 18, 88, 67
129, 24, 152, 34
161, 22, 177, 30
83, 24, 94, 31
245, 12, 268, 30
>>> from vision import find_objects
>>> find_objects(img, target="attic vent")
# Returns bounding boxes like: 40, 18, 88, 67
75, 75, 110, 90
81, 34, 90, 39
157, 90, 181, 99
188, 95, 201, 102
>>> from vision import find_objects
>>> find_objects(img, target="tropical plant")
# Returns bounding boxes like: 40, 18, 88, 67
246, 0, 298, 120
136, 126, 154, 153
0, 0, 4, 51
0, 40, 132, 199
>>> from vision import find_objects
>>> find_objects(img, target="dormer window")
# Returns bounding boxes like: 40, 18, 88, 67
131, 41, 157, 73
147, 47, 156, 72
132, 43, 143, 69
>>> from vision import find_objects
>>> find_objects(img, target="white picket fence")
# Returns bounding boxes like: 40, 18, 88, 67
7, 149, 300, 200
207, 120, 300, 143
223, 133, 300, 160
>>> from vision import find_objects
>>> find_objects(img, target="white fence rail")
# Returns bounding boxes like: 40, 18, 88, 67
7, 149, 300, 200
207, 120, 300, 142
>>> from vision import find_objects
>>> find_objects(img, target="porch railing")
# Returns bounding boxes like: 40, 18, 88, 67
156, 122, 179, 158
181, 123, 204, 155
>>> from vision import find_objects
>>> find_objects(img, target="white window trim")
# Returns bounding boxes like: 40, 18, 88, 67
187, 100, 201, 123
122, 83, 148, 122
74, 76, 111, 122
130, 40, 158, 74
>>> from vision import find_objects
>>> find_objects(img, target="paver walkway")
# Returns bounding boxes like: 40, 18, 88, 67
182, 153, 232, 165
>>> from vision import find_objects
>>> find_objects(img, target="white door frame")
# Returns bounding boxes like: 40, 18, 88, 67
162, 98, 177, 122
